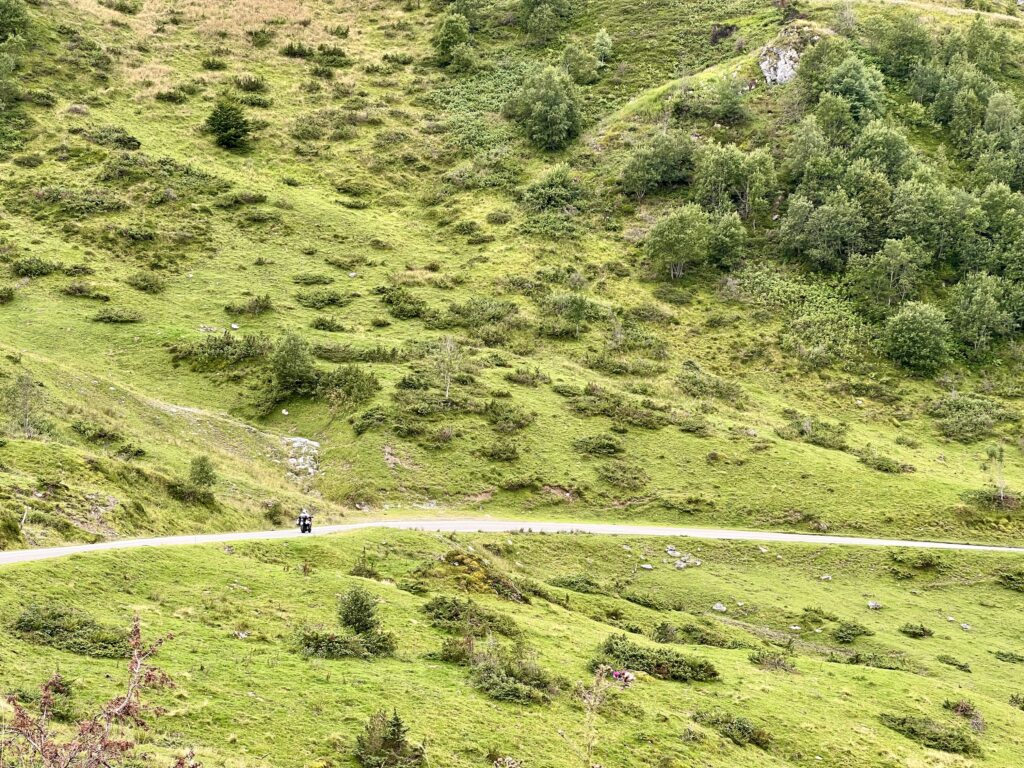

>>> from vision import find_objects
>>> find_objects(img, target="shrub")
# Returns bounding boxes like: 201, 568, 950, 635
482, 438, 519, 462
693, 710, 773, 748
188, 456, 216, 489
927, 392, 1016, 443
225, 294, 273, 315
504, 367, 550, 387
13, 604, 129, 658
0, 0, 29, 42
93, 307, 142, 324
470, 641, 559, 704
596, 460, 648, 490
883, 302, 950, 375
676, 366, 744, 405
573, 433, 623, 456
125, 271, 165, 294
748, 649, 796, 672
296, 288, 347, 309
858, 449, 914, 474
899, 623, 934, 639
201, 56, 227, 70
12, 257, 58, 278
595, 634, 719, 682
355, 711, 425, 768
270, 333, 318, 399
937, 654, 971, 673
549, 574, 603, 594
246, 28, 275, 48
205, 99, 251, 149
621, 132, 693, 199
339, 586, 381, 634
432, 12, 471, 66
560, 41, 599, 85
1010, 693, 1024, 711
295, 626, 382, 659
879, 713, 981, 756
423, 596, 520, 637
994, 650, 1024, 664
0, 285, 12, 304
483, 399, 535, 433
503, 66, 581, 150
280, 40, 314, 58
943, 699, 985, 732
999, 570, 1024, 593
376, 285, 427, 319
170, 331, 270, 369
833, 621, 873, 644
83, 126, 141, 150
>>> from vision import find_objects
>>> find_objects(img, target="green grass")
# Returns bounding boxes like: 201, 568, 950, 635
2, 530, 1024, 766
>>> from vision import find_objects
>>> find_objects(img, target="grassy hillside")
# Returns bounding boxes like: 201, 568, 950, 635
3, 530, 1024, 766
1, 0, 1024, 549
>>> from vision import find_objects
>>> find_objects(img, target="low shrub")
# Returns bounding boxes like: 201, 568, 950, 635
0, 285, 13, 304
170, 331, 270, 369
937, 654, 971, 673
125, 271, 165, 294
13, 604, 129, 658
11, 257, 58, 277
693, 710, 772, 748
292, 272, 334, 285
233, 74, 268, 92
899, 623, 934, 639
423, 596, 520, 637
879, 713, 981, 756
676, 365, 745, 405
62, 281, 109, 301
295, 626, 391, 659
225, 294, 273, 315
1010, 693, 1024, 711
93, 307, 142, 324
596, 460, 648, 490
748, 649, 796, 672
833, 621, 873, 644
776, 409, 848, 451
482, 439, 519, 462
355, 710, 425, 768
943, 699, 985, 732
503, 367, 550, 387
998, 570, 1024, 593
296, 288, 348, 309
549, 574, 603, 594
595, 634, 719, 682
858, 450, 914, 473
572, 433, 624, 456
927, 392, 1016, 443
994, 650, 1024, 664
470, 641, 560, 704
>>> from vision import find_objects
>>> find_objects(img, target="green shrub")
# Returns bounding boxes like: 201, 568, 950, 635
596, 460, 648, 490
927, 392, 1017, 443
879, 713, 981, 756
11, 257, 58, 277
999, 570, 1024, 593
280, 40, 314, 58
573, 433, 624, 456
246, 28, 275, 48
994, 650, 1024, 664
296, 288, 347, 309
833, 620, 873, 644
621, 132, 693, 199
882, 302, 950, 375
423, 596, 520, 637
170, 331, 270, 369
595, 634, 719, 682
1, 284, 16, 306
482, 438, 519, 462
206, 99, 251, 149
693, 710, 773, 748
899, 623, 933, 638
749, 649, 796, 672
937, 654, 971, 673
549, 573, 603, 594
93, 307, 142, 323
225, 294, 273, 315
125, 271, 166, 294
202, 56, 227, 70
355, 710, 425, 768
470, 641, 559, 704
503, 66, 581, 150
340, 586, 382, 634
13, 604, 129, 658
0, 0, 30, 42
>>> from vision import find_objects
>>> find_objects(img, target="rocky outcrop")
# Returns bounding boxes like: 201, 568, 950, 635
758, 22, 828, 86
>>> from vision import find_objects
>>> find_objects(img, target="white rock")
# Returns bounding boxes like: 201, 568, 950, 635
947, 616, 956, 622
282, 409, 289, 415
867, 601, 883, 610
758, 545, 769, 554
231, 323, 240, 330
961, 623, 971, 631
759, 45, 800, 85
789, 625, 801, 631
712, 602, 728, 613
640, 564, 654, 571
820, 574, 832, 581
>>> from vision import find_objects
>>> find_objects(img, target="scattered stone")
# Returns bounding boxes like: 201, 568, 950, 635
961, 623, 971, 631
820, 574, 832, 581
867, 601, 883, 610
758, 545, 769, 554
759, 45, 800, 85
283, 436, 321, 482
640, 563, 654, 571
674, 553, 702, 569
712, 602, 728, 613
789, 625, 801, 631
230, 323, 240, 330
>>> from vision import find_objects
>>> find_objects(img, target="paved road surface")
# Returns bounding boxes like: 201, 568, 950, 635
1, 519, 1022, 567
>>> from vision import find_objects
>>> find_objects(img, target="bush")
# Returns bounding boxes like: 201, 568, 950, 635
595, 634, 719, 682
12, 257, 58, 278
296, 288, 347, 309
1010, 693, 1024, 711
270, 333, 318, 399
93, 307, 142, 323
748, 649, 796, 672
423, 596, 520, 637
432, 12, 470, 66
999, 570, 1024, 593
899, 623, 934, 639
693, 710, 773, 748
295, 626, 384, 659
596, 460, 648, 490
676, 365, 744, 405
125, 271, 165, 294
937, 654, 971, 673
339, 586, 381, 635
879, 713, 981, 756
482, 438, 519, 462
573, 433, 623, 456
0, 285, 13, 304
205, 99, 251, 149
833, 620, 873, 644
280, 40, 314, 58
927, 392, 1016, 443
225, 294, 273, 315
170, 331, 269, 369
0, 0, 29, 42
882, 302, 950, 375
470, 641, 559, 704
621, 132, 694, 199
520, 164, 583, 212
13, 604, 129, 658
503, 66, 581, 150
355, 711, 425, 768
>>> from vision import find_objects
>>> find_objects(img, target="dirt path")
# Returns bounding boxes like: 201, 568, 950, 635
2, 519, 1022, 567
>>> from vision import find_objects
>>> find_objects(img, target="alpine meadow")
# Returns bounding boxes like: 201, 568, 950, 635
2, 0, 1024, 764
